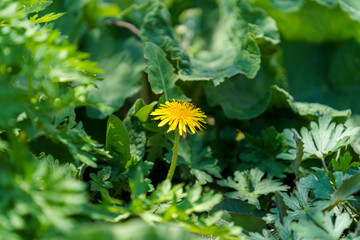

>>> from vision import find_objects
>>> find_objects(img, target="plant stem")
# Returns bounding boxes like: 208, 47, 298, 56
166, 131, 180, 181
321, 158, 328, 171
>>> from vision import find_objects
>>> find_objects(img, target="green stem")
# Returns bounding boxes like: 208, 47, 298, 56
321, 158, 328, 171
166, 131, 180, 181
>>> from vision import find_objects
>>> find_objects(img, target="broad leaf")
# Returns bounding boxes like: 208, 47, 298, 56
87, 52, 143, 119
144, 42, 187, 101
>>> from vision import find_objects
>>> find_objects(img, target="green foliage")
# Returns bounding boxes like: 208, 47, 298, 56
291, 210, 352, 240
144, 42, 187, 101
68, 219, 203, 240
279, 115, 359, 161
215, 199, 267, 233
332, 151, 360, 174
238, 127, 288, 178
165, 135, 222, 184
218, 169, 289, 209
4, 0, 360, 239
29, 12, 65, 23
106, 115, 131, 168
0, 154, 87, 239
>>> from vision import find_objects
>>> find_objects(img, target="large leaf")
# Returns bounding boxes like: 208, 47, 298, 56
180, 0, 279, 84
87, 51, 143, 119
280, 42, 360, 115
254, 0, 360, 42
140, 1, 191, 72
339, 0, 360, 22
144, 42, 187, 101
205, 54, 284, 120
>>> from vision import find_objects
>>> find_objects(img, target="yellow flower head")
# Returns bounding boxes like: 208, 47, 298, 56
150, 99, 207, 136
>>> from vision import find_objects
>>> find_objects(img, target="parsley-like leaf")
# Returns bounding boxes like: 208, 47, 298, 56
218, 169, 289, 208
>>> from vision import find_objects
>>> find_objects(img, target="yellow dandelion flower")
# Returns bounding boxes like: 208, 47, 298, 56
150, 99, 206, 136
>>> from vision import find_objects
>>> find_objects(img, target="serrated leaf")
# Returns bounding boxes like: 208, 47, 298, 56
280, 115, 359, 161
327, 171, 360, 210
277, 182, 310, 221
218, 168, 289, 208
291, 210, 352, 240
29, 12, 65, 23
332, 151, 360, 174
299, 170, 337, 200
239, 127, 288, 178
90, 166, 113, 192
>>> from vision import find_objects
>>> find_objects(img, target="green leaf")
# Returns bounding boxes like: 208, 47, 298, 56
299, 170, 337, 200
144, 42, 187, 101
291, 210, 352, 240
276, 182, 310, 221
218, 168, 289, 208
165, 135, 222, 184
254, 0, 360, 42
183, 33, 261, 85
216, 0, 280, 46
249, 229, 277, 240
332, 151, 360, 174
339, 0, 360, 22
123, 99, 147, 161
270, 0, 306, 12
68, 219, 203, 240
327, 171, 360, 210
140, 2, 191, 72
87, 52, 143, 119
22, 0, 53, 13
90, 166, 113, 192
238, 127, 288, 178
279, 115, 359, 161
49, 110, 111, 168
106, 115, 131, 169
135, 102, 157, 123
178, 0, 281, 84
29, 12, 65, 23
214, 198, 266, 233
